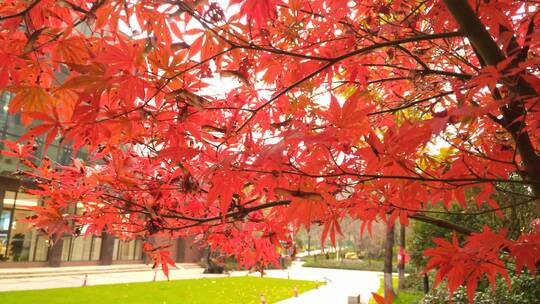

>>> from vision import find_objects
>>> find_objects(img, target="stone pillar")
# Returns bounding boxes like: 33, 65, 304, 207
176, 238, 186, 263
47, 237, 63, 267
183, 236, 204, 263
99, 231, 115, 265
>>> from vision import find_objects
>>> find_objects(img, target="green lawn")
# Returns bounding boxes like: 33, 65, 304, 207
369, 277, 423, 304
302, 256, 386, 271
301, 254, 413, 273
0, 277, 316, 304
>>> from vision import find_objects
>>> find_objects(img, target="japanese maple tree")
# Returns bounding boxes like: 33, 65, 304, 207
1, 0, 539, 302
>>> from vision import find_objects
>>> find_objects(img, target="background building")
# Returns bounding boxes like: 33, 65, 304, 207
0, 93, 203, 268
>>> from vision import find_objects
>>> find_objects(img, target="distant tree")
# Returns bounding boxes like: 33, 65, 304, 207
384, 225, 396, 299
398, 225, 406, 291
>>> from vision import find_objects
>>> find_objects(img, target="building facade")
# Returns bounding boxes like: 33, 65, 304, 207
0, 93, 203, 268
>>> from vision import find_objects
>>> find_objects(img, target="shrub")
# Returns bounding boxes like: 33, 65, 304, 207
421, 271, 540, 304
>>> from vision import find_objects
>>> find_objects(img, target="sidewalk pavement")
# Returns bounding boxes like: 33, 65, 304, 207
265, 262, 381, 304
0, 264, 226, 292
0, 264, 151, 275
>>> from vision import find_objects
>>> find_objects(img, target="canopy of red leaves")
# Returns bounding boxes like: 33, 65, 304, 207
1, 0, 539, 299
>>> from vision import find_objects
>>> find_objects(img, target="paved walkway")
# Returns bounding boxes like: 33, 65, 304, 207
0, 264, 223, 292
264, 262, 380, 304
0, 264, 152, 275
0, 261, 381, 303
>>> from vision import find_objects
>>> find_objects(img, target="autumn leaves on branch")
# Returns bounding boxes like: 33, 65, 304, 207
0, 0, 539, 300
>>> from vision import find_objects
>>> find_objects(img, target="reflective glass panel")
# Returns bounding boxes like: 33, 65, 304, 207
90, 237, 101, 261
6, 193, 41, 262
61, 236, 72, 261
70, 236, 92, 261
0, 210, 10, 261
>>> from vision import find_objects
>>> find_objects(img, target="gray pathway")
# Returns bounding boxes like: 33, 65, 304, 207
265, 262, 381, 304
0, 265, 221, 292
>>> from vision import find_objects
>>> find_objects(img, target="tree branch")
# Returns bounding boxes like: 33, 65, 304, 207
0, 0, 41, 21
409, 213, 474, 235
236, 31, 463, 134
443, 0, 540, 216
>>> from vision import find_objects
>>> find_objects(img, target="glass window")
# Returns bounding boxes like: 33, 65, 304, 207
134, 240, 143, 260
3, 191, 16, 209
0, 209, 10, 230
0, 210, 11, 261
8, 217, 32, 262
61, 236, 72, 261
70, 236, 93, 261
91, 237, 102, 261
0, 92, 81, 167
33, 236, 48, 261
60, 234, 102, 262
113, 239, 143, 260
112, 238, 119, 260
0, 190, 104, 263
118, 240, 135, 260
13, 192, 40, 208
1, 191, 48, 262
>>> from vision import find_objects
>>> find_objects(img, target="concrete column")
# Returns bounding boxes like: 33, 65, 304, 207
176, 238, 186, 262
99, 231, 115, 265
183, 236, 204, 263
47, 237, 63, 267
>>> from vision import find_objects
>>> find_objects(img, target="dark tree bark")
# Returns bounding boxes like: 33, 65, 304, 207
384, 225, 395, 300
410, 213, 473, 235
443, 0, 540, 216
423, 273, 430, 294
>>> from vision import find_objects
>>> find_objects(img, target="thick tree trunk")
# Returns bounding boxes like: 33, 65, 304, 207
398, 225, 406, 291
442, 0, 540, 216
384, 225, 395, 300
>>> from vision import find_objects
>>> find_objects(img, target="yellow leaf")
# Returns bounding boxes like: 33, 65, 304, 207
9, 87, 55, 113
52, 88, 78, 121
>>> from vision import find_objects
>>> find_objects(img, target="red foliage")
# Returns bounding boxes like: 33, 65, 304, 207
424, 229, 510, 303
372, 290, 393, 304
1, 0, 540, 300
